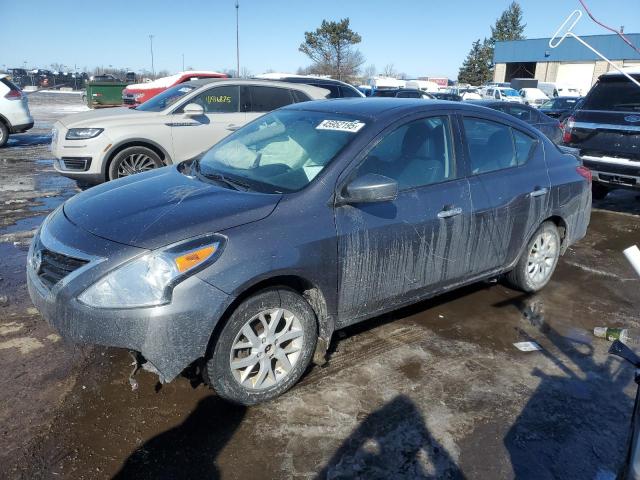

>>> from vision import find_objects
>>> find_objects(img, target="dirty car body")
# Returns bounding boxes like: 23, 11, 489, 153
27, 99, 592, 403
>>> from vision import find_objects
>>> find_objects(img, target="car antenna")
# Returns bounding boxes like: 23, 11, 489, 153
549, 9, 640, 89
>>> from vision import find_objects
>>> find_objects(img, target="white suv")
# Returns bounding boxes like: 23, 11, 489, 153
51, 79, 329, 185
0, 74, 34, 147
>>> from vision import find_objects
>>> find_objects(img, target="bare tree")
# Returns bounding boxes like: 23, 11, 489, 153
381, 64, 397, 78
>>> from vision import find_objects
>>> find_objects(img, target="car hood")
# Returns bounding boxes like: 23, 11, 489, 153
59, 107, 154, 128
63, 166, 282, 250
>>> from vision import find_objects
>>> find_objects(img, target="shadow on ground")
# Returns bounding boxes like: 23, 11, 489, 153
317, 395, 465, 479
498, 294, 632, 480
113, 396, 246, 479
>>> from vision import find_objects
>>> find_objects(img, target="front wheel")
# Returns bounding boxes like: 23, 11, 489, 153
108, 146, 163, 181
204, 288, 318, 405
505, 222, 561, 293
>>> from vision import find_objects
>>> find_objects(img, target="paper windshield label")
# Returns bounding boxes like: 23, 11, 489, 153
316, 119, 365, 132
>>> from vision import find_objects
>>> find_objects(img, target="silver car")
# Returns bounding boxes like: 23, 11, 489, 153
50, 79, 329, 185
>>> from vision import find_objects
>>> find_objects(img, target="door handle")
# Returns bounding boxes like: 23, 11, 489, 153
530, 187, 548, 198
226, 124, 240, 132
437, 206, 463, 219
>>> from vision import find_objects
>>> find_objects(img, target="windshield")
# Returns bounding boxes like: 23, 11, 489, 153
197, 110, 363, 193
136, 84, 198, 112
582, 77, 640, 112
502, 89, 520, 97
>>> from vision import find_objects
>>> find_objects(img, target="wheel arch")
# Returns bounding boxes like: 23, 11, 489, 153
544, 215, 568, 252
204, 274, 332, 366
103, 139, 172, 180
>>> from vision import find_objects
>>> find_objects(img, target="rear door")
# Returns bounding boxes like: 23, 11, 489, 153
335, 112, 473, 323
242, 85, 299, 123
460, 114, 549, 274
169, 84, 246, 161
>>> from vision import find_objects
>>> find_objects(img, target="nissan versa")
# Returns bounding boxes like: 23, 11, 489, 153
27, 99, 592, 405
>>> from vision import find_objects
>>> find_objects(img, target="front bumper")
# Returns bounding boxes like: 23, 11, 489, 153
51, 122, 110, 183
26, 211, 233, 382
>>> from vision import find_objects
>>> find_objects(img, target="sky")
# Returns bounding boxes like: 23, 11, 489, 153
1, 0, 639, 79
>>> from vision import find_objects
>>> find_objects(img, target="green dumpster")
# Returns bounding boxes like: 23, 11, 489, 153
85, 81, 128, 108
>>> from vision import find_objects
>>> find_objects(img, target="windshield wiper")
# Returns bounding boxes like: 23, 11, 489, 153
194, 161, 251, 191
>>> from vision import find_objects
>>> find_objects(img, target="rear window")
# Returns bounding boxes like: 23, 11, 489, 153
340, 85, 361, 97
582, 76, 640, 112
1, 77, 20, 91
246, 86, 293, 112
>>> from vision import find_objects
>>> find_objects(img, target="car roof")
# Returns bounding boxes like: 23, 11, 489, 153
182, 78, 331, 99
283, 97, 507, 121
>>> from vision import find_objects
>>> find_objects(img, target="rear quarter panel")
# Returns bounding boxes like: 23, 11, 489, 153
543, 140, 592, 248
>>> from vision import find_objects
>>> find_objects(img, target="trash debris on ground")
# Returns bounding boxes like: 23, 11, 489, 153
513, 341, 542, 352
594, 327, 640, 346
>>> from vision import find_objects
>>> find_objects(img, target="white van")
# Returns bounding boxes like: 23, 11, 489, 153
482, 87, 524, 103
519, 87, 549, 107
405, 79, 439, 93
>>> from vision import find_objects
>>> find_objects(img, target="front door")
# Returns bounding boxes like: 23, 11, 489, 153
335, 114, 472, 325
460, 114, 550, 275
169, 85, 246, 161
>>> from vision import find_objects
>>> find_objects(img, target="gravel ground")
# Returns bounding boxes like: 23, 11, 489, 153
0, 92, 639, 480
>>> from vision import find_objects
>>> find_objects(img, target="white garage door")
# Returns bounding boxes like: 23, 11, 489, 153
556, 63, 595, 96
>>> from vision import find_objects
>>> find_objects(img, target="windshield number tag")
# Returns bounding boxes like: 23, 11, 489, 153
316, 120, 365, 133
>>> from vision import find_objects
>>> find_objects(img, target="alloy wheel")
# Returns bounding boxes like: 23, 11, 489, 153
116, 153, 157, 178
229, 308, 304, 390
526, 230, 558, 286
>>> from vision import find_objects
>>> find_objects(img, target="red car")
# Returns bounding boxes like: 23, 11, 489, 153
122, 71, 227, 106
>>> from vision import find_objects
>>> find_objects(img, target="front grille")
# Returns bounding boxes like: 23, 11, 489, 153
37, 249, 88, 289
123, 97, 135, 105
60, 157, 92, 171
582, 150, 640, 161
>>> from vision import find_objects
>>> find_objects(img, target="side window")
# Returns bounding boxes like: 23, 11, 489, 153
397, 91, 421, 98
291, 89, 311, 103
513, 129, 536, 166
494, 90, 501, 100
509, 105, 532, 122
184, 85, 240, 113
356, 116, 455, 190
487, 89, 493, 97
462, 117, 515, 174
315, 83, 341, 98
247, 86, 294, 112
340, 85, 361, 97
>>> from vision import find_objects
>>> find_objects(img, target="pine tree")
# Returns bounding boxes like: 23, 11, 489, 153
490, 1, 526, 44
458, 39, 493, 85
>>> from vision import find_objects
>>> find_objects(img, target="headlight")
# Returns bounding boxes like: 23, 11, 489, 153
78, 234, 225, 309
65, 128, 104, 140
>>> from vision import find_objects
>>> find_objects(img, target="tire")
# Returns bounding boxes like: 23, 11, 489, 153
505, 221, 561, 293
107, 146, 163, 181
204, 288, 318, 405
592, 183, 610, 200
0, 122, 9, 148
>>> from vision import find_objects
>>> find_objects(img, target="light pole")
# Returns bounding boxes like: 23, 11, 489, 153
235, 0, 240, 77
182, 53, 185, 71
149, 34, 155, 78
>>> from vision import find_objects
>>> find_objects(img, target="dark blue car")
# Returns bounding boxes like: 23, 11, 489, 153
27, 99, 592, 405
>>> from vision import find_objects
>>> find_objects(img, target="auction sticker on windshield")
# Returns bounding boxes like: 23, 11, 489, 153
316, 119, 365, 132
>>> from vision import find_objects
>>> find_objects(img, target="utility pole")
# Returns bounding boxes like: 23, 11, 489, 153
235, 0, 240, 77
149, 34, 155, 78
182, 53, 185, 71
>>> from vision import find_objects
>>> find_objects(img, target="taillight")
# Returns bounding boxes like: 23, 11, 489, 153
4, 89, 22, 100
577, 165, 592, 184
562, 115, 575, 144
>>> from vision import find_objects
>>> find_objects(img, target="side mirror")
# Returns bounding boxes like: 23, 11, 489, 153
340, 173, 398, 204
183, 103, 204, 117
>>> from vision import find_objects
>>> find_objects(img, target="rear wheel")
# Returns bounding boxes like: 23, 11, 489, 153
505, 221, 561, 293
108, 146, 163, 180
0, 122, 9, 147
203, 288, 318, 405
592, 183, 610, 200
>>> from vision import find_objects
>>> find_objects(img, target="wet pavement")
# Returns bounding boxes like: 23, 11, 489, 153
1, 93, 639, 479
